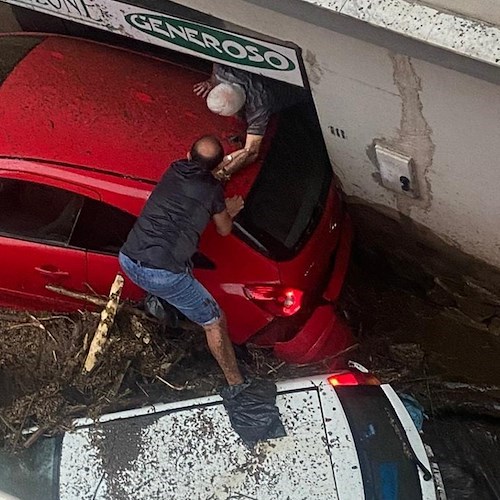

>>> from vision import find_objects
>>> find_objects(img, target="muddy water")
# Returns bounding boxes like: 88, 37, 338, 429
342, 256, 500, 499
343, 258, 500, 383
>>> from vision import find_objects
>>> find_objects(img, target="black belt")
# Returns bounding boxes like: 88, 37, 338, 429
130, 258, 161, 270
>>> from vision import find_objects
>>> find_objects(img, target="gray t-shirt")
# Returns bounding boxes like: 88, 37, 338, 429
214, 64, 308, 136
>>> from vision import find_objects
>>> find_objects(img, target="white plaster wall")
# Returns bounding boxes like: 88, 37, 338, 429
411, 60, 500, 256
180, 0, 500, 267
422, 0, 500, 26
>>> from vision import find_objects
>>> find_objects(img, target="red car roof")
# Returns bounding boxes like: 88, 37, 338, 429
0, 35, 244, 183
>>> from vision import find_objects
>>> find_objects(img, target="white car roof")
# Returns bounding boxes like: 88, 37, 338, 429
56, 375, 438, 500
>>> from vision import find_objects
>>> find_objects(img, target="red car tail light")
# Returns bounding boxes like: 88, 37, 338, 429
327, 371, 380, 386
243, 285, 304, 317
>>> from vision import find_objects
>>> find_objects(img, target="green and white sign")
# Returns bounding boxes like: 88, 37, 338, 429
2, 0, 305, 86
126, 13, 296, 73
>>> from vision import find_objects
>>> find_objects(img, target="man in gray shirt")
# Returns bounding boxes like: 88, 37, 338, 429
194, 64, 309, 180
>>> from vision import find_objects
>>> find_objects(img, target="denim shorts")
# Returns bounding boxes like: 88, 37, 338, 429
118, 252, 221, 326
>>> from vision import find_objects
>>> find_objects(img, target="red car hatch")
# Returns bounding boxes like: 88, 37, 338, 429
196, 223, 281, 344
273, 214, 354, 363
277, 186, 344, 296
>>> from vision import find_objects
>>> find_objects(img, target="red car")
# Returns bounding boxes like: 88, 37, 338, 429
0, 34, 353, 363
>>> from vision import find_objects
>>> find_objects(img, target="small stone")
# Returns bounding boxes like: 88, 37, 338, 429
488, 317, 500, 337
427, 285, 456, 307
389, 343, 424, 368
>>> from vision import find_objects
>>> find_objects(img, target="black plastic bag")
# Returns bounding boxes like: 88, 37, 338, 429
144, 294, 179, 327
220, 378, 286, 448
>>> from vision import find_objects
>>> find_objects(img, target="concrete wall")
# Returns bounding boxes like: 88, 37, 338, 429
177, 0, 500, 271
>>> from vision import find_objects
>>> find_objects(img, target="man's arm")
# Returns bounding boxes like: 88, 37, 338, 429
215, 134, 263, 180
212, 195, 244, 235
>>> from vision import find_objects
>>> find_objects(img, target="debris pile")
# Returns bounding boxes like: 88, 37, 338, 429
0, 277, 336, 451
0, 303, 192, 449
2, 261, 500, 453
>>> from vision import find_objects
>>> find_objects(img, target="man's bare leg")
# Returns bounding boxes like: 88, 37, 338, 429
203, 313, 244, 386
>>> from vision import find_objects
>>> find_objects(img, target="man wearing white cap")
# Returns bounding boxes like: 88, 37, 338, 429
194, 64, 309, 180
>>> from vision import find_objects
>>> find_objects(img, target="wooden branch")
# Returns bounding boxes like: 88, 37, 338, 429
83, 274, 124, 373
46, 284, 105, 307
155, 375, 188, 391
29, 314, 58, 343
23, 427, 46, 449
45, 284, 154, 321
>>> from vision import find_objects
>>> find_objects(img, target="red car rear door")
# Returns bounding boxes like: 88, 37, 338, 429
0, 238, 87, 310
67, 196, 144, 302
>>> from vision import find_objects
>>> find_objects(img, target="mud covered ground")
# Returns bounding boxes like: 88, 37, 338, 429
1, 256, 500, 497
0, 303, 336, 451
0, 309, 194, 448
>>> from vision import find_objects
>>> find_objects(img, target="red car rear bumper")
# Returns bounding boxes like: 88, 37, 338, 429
273, 213, 354, 364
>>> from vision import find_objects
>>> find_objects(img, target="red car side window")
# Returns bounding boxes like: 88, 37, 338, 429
0, 178, 82, 245
69, 198, 136, 255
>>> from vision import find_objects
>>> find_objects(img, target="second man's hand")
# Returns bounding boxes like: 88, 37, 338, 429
214, 149, 250, 181
193, 79, 215, 98
225, 195, 244, 218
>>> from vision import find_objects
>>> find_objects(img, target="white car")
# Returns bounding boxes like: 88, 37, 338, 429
0, 371, 446, 499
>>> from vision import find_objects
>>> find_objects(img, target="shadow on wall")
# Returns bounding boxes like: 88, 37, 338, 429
348, 200, 500, 335
0, 4, 20, 32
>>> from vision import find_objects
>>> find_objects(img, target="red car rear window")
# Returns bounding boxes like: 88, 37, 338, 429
236, 105, 332, 260
0, 36, 43, 86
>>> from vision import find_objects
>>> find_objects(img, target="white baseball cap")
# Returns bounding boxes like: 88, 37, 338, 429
206, 82, 246, 116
